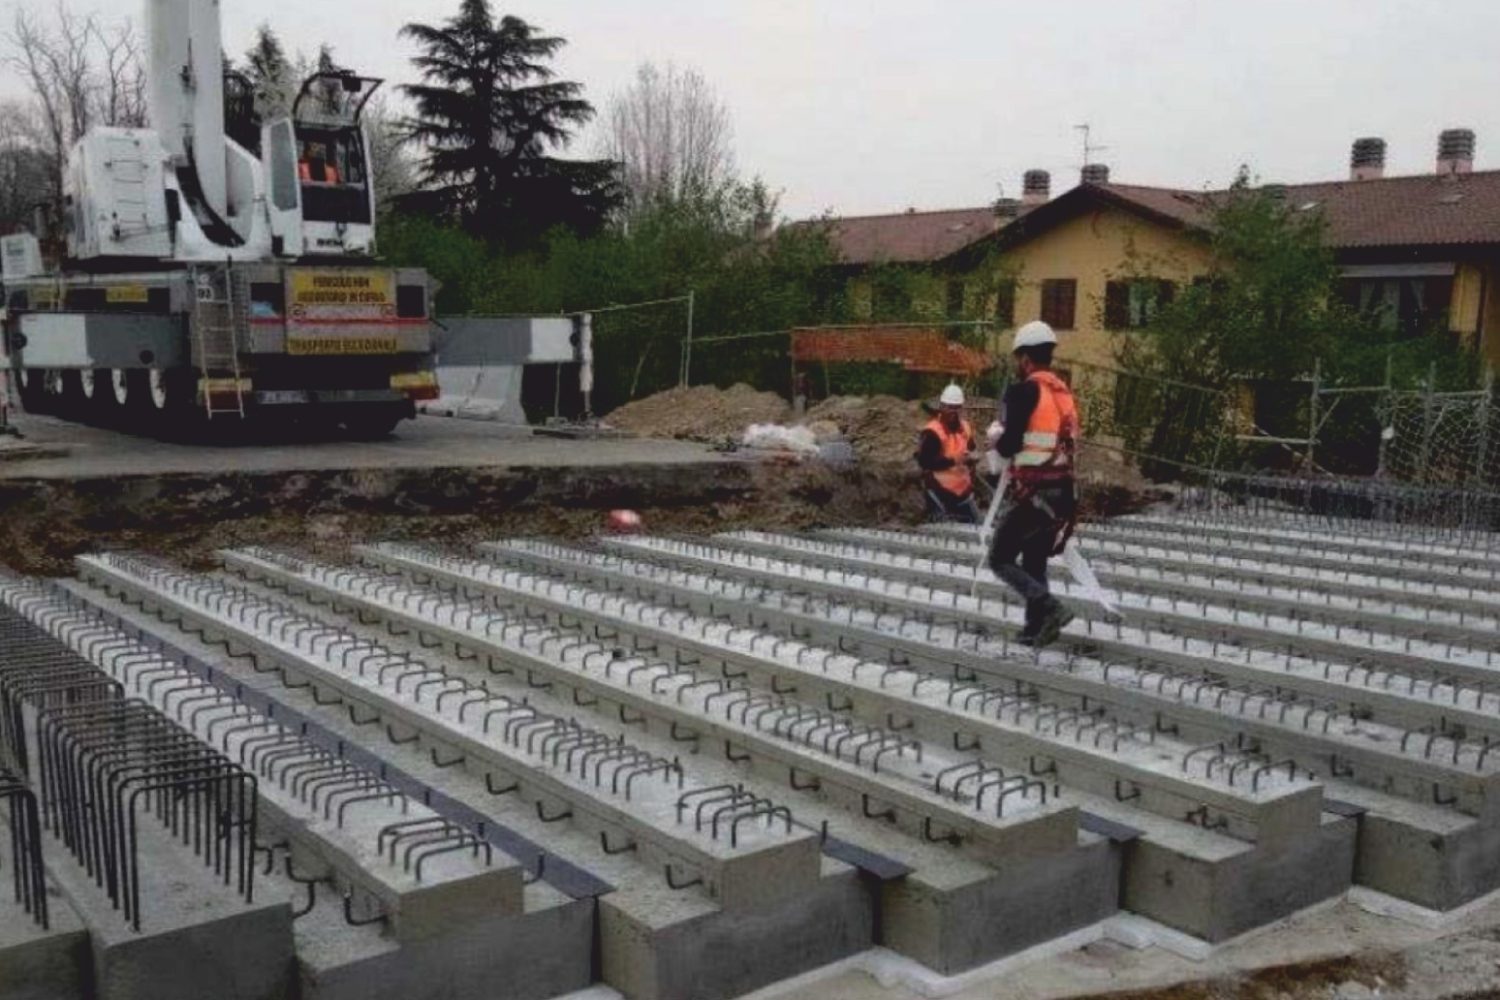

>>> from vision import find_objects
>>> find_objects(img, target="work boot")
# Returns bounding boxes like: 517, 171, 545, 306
1017, 597, 1047, 646
1030, 595, 1075, 649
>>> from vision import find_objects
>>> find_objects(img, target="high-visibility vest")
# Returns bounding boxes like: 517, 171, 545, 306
924, 416, 973, 496
1013, 370, 1078, 479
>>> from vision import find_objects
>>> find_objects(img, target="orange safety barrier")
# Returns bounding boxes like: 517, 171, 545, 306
790, 326, 991, 377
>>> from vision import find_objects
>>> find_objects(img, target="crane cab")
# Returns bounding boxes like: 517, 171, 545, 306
262, 72, 382, 260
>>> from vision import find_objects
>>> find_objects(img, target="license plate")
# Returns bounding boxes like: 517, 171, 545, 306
256, 390, 310, 405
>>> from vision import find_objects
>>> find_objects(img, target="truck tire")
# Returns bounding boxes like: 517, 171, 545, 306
122, 369, 154, 420
109, 369, 130, 409
58, 370, 87, 415
148, 369, 195, 415
81, 368, 119, 419
15, 368, 45, 413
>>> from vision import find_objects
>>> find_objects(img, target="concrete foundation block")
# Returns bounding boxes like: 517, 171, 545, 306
86, 898, 293, 1000
40, 821, 295, 1000
298, 890, 593, 1000
600, 863, 873, 1000
0, 892, 90, 1000
1122, 813, 1356, 942
880, 834, 1119, 974
1354, 812, 1500, 911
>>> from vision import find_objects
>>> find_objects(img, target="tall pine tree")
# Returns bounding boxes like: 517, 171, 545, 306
398, 0, 619, 245
244, 25, 293, 117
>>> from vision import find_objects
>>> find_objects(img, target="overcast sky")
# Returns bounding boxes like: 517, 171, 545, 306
6, 0, 1499, 219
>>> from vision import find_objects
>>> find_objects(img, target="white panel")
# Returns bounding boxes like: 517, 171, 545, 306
527, 318, 577, 363
19, 314, 93, 367
1, 235, 44, 280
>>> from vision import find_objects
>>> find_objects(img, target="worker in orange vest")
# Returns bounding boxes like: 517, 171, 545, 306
989, 321, 1079, 646
916, 383, 979, 523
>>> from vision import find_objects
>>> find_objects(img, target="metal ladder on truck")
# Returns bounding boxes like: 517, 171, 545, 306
190, 265, 248, 419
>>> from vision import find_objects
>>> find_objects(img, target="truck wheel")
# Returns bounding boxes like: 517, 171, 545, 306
58, 370, 87, 415
147, 369, 196, 413
122, 370, 154, 419
148, 369, 170, 412
109, 369, 130, 409
15, 368, 45, 412
41, 370, 65, 412
81, 368, 119, 419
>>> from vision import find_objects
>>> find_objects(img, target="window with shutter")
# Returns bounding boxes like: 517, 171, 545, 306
1040, 279, 1077, 330
1104, 281, 1129, 330
1106, 279, 1177, 330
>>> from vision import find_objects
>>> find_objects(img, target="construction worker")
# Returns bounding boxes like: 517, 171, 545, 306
989, 321, 1079, 646
916, 383, 979, 523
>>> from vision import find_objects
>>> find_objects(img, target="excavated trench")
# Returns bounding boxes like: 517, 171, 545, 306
0, 451, 1168, 577
0, 457, 919, 576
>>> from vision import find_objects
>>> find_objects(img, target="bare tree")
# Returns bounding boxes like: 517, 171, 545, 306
602, 61, 733, 215
362, 93, 415, 214
5, 3, 147, 208
96, 19, 146, 127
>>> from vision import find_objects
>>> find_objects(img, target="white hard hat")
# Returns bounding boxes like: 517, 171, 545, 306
939, 384, 965, 407
1013, 320, 1058, 351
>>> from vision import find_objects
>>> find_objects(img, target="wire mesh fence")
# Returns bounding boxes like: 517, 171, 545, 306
1066, 360, 1237, 482
584, 296, 694, 415
1378, 380, 1499, 487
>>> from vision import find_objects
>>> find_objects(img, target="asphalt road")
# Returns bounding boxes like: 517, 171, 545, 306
0, 413, 730, 480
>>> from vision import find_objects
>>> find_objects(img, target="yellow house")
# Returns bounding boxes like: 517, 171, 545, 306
965, 148, 1500, 372
803, 135, 1500, 374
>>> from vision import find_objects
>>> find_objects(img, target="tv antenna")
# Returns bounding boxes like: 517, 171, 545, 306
1075, 123, 1108, 165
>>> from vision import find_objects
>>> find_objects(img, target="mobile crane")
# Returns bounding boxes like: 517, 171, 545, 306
0, 0, 440, 436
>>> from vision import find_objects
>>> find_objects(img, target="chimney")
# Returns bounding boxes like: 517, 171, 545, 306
1022, 169, 1051, 206
993, 197, 1021, 220
1350, 137, 1386, 181
1080, 163, 1110, 185
1437, 128, 1475, 176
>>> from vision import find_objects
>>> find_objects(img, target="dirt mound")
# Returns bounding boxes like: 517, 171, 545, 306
604, 384, 790, 442
803, 395, 927, 464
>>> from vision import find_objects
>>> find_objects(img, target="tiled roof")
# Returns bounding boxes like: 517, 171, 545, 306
791, 207, 1011, 265
797, 171, 1500, 266
1097, 171, 1500, 249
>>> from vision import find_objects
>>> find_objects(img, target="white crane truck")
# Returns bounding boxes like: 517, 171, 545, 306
0, 0, 443, 436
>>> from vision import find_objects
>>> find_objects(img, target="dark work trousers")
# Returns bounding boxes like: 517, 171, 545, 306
988, 482, 1076, 612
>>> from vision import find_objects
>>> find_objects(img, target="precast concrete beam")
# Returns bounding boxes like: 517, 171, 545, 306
74, 554, 819, 914
710, 531, 1500, 688
356, 543, 1322, 846
482, 539, 1500, 821
220, 547, 1079, 870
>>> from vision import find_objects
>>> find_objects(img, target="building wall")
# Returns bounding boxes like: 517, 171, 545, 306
994, 206, 1212, 368
1451, 263, 1485, 346
1458, 261, 1500, 370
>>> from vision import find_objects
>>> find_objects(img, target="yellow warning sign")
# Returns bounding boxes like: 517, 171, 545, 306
105, 284, 150, 304
286, 336, 399, 356
288, 269, 395, 320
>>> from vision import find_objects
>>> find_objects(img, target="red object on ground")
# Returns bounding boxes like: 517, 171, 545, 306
606, 510, 643, 533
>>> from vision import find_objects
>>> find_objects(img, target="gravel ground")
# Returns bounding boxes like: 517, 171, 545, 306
761, 895, 1500, 1000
